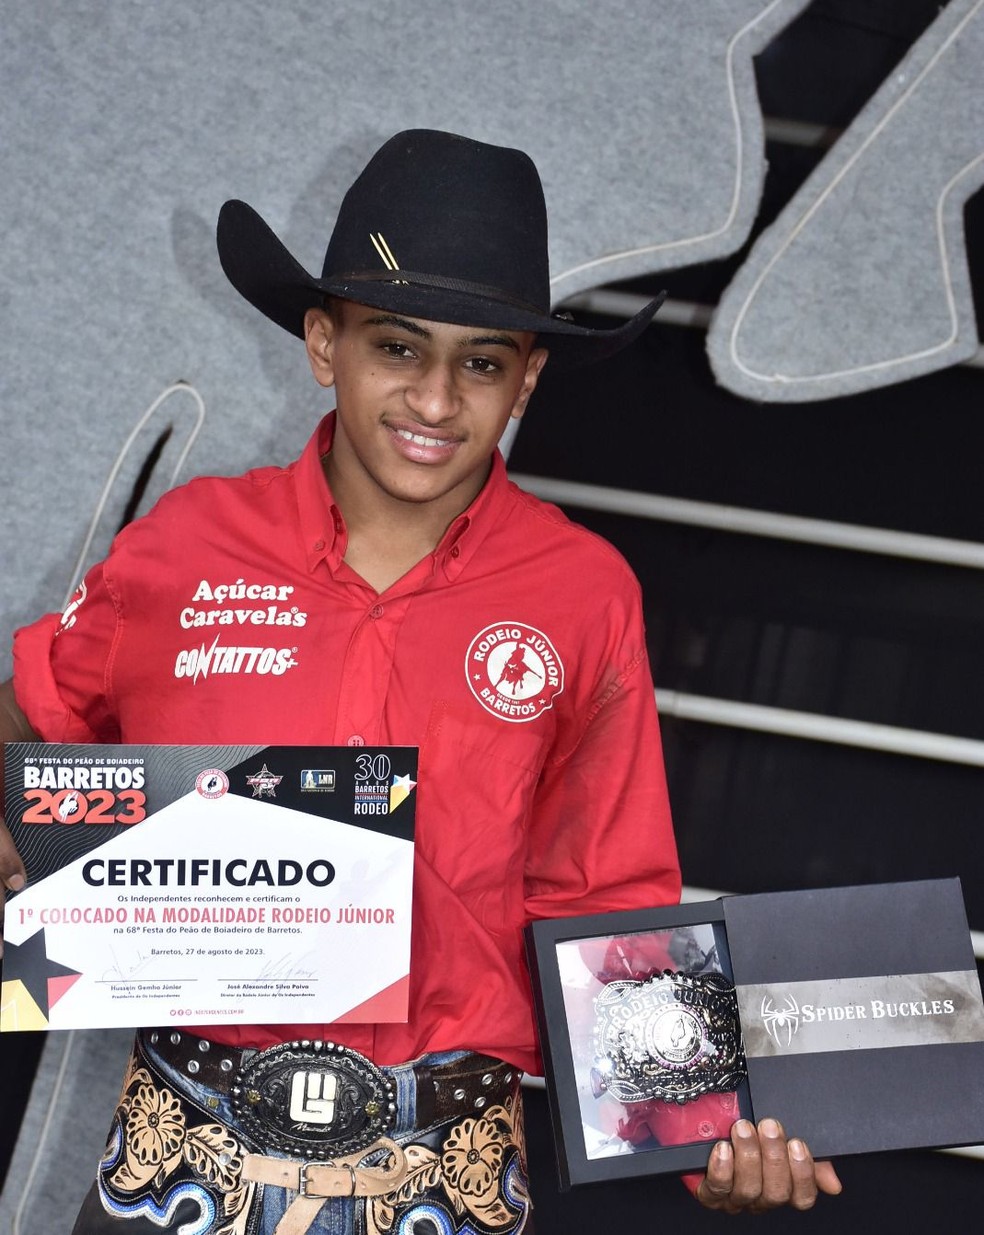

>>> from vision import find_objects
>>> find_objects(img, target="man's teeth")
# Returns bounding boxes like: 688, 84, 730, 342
396, 428, 451, 448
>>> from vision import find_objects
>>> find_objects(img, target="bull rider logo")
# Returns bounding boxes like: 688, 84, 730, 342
466, 622, 564, 723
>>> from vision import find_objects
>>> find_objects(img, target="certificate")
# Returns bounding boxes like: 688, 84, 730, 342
1, 743, 417, 1032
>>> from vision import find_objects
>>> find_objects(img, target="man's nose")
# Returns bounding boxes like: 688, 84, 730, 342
404, 361, 459, 421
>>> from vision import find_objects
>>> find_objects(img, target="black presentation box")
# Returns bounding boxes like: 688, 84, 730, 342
526, 878, 984, 1187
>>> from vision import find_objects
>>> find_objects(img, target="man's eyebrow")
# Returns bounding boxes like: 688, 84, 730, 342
364, 314, 432, 338
363, 314, 521, 353
462, 334, 521, 353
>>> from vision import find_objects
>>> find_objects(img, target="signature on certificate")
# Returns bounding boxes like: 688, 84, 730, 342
102, 948, 157, 982
256, 951, 318, 980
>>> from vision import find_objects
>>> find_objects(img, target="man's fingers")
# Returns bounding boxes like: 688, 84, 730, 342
815, 1158, 844, 1197
0, 819, 28, 956
698, 1140, 736, 1210
696, 1118, 843, 1215
756, 1117, 796, 1206
727, 1119, 765, 1208
785, 1136, 822, 1210
0, 819, 27, 890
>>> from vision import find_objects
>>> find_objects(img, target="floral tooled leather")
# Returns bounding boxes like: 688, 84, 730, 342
367, 1091, 530, 1235
97, 1049, 255, 1235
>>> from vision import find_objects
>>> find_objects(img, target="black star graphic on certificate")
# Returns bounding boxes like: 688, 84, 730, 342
2, 928, 80, 1019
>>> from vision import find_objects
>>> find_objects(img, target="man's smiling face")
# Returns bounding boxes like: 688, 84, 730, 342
305, 300, 547, 522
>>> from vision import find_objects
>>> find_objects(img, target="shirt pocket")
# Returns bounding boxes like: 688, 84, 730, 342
416, 702, 549, 931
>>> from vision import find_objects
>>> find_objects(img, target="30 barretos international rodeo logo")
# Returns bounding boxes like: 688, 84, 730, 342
466, 622, 564, 723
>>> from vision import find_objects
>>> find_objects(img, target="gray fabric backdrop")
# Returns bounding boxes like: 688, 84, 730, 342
3, 1, 981, 662
708, 0, 984, 401
0, 0, 803, 668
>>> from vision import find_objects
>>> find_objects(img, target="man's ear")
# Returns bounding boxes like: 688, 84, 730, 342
511, 346, 549, 420
304, 306, 336, 388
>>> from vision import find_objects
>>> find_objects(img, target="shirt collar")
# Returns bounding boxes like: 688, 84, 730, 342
293, 411, 513, 581
436, 450, 510, 583
295, 413, 347, 572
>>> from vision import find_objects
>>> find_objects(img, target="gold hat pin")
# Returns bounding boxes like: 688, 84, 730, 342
370, 232, 408, 284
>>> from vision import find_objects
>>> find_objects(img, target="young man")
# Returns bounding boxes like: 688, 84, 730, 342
0, 130, 839, 1232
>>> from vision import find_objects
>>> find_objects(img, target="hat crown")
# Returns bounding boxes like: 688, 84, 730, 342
216, 128, 664, 364
321, 130, 551, 314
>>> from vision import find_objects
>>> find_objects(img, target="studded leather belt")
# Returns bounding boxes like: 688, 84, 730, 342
142, 1029, 517, 1153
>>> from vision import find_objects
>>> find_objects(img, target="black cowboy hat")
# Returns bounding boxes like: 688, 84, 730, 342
217, 129, 664, 367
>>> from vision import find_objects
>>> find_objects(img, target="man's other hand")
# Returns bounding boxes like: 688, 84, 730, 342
1, 676, 35, 954
0, 819, 27, 956
695, 1118, 842, 1214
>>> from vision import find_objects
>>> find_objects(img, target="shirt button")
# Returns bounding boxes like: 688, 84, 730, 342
369, 604, 384, 620
347, 735, 366, 747
313, 539, 325, 552
450, 545, 460, 559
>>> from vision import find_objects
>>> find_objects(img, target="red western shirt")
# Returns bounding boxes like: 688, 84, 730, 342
13, 414, 680, 1073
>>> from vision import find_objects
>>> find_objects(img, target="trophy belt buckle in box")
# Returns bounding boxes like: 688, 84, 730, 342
592, 970, 746, 1105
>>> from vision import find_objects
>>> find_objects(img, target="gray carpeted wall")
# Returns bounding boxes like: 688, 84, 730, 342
5, 0, 981, 663
2, 2, 982, 1229
707, 0, 984, 400
1, 0, 809, 668
3, 0, 981, 667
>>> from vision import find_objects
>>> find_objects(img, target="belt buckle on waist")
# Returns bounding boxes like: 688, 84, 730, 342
297, 1160, 357, 1198
231, 1039, 397, 1158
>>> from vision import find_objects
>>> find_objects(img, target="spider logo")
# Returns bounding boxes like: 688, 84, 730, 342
761, 994, 800, 1047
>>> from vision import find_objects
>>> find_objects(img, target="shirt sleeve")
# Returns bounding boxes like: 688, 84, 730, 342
523, 641, 681, 921
12, 560, 123, 743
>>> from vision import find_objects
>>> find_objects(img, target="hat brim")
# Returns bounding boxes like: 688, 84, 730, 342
217, 200, 664, 368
